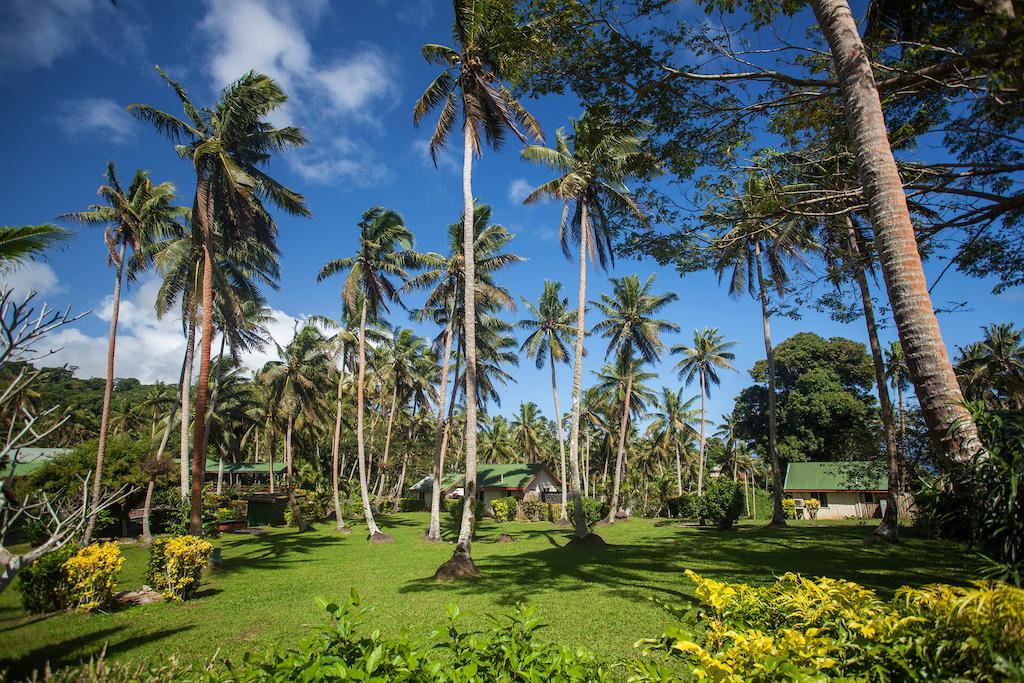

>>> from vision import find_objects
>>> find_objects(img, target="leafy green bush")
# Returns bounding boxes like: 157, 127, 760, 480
566, 496, 608, 528
18, 545, 74, 613
447, 497, 483, 523
781, 497, 796, 520
396, 497, 424, 512
665, 494, 697, 519
491, 496, 518, 522
635, 570, 1024, 682
697, 480, 745, 530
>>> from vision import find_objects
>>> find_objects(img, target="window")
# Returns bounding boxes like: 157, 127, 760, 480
812, 492, 829, 507
863, 493, 874, 503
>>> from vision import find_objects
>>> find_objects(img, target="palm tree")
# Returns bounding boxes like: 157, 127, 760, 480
595, 355, 657, 509
712, 176, 816, 527
522, 106, 652, 540
885, 341, 911, 484
511, 402, 545, 463
63, 163, 180, 543
403, 203, 519, 542
0, 225, 70, 267
131, 67, 309, 533
518, 280, 574, 520
415, 0, 543, 579
317, 207, 423, 543
671, 327, 737, 496
645, 388, 700, 496
479, 414, 515, 463
592, 274, 679, 524
261, 326, 330, 530
956, 323, 1024, 410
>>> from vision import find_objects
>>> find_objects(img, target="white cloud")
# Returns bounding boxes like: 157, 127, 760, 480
396, 0, 434, 27
2, 262, 65, 298
56, 98, 134, 144
198, 0, 397, 188
0, 0, 99, 71
38, 276, 305, 383
412, 138, 459, 174
508, 178, 533, 204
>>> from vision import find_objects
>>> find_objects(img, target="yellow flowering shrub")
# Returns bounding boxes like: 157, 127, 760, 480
635, 570, 1024, 681
62, 542, 124, 612
148, 535, 213, 601
781, 498, 796, 519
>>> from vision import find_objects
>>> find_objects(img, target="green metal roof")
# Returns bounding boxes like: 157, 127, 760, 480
784, 460, 888, 492
1, 447, 70, 478
409, 463, 557, 493
410, 472, 464, 492
174, 458, 286, 474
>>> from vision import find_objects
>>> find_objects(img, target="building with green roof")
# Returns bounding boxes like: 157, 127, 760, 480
409, 462, 563, 513
1, 447, 71, 479
783, 460, 911, 520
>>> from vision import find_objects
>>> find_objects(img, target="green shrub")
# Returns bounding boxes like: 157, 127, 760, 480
547, 502, 563, 522
18, 545, 74, 613
566, 496, 608, 528
665, 494, 697, 519
148, 535, 213, 601
447, 497, 483, 523
635, 570, 1024, 682
520, 500, 547, 521
781, 497, 796, 520
697, 481, 745, 530
396, 498, 424, 512
491, 496, 518, 522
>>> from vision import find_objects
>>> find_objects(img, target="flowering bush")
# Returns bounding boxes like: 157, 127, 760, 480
634, 570, 1024, 682
147, 535, 213, 601
781, 497, 796, 519
63, 542, 124, 611
491, 496, 518, 522
804, 497, 821, 519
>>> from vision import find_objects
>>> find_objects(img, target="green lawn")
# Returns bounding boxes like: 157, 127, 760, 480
0, 513, 978, 678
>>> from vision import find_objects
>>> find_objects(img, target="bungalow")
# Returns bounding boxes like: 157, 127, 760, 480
409, 463, 563, 514
783, 460, 912, 520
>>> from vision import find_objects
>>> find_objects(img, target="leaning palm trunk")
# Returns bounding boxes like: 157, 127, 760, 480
756, 247, 787, 527
550, 351, 569, 522
846, 220, 901, 541
144, 377, 181, 543
356, 300, 385, 539
810, 0, 983, 464
331, 355, 350, 533
84, 242, 127, 544
566, 206, 596, 540
605, 363, 634, 525
427, 311, 456, 540
179, 317, 195, 498
435, 124, 481, 579
189, 211, 216, 535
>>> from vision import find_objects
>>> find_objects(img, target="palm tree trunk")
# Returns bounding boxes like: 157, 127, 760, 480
436, 122, 480, 578
286, 414, 306, 530
179, 320, 195, 499
896, 381, 907, 487
810, 0, 983, 464
356, 300, 384, 539
583, 431, 591, 498
756, 245, 787, 527
567, 204, 593, 540
697, 373, 706, 496
144, 381, 181, 543
374, 382, 400, 500
268, 428, 276, 493
846, 219, 901, 542
550, 350, 570, 522
606, 360, 634, 525
331, 347, 349, 532
83, 241, 126, 544
675, 443, 684, 497
392, 397, 417, 511
427, 308, 456, 540
189, 216, 215, 535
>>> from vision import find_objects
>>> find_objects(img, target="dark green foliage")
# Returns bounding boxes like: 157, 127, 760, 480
396, 498, 425, 513
697, 480, 745, 530
565, 496, 608, 527
447, 498, 483, 524
29, 436, 154, 496
146, 537, 169, 588
665, 494, 697, 519
19, 545, 74, 613
733, 332, 880, 463
915, 403, 1024, 585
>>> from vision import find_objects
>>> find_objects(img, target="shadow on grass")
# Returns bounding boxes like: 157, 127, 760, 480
218, 529, 342, 572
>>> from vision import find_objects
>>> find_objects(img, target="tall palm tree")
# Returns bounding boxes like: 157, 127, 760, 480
403, 204, 519, 542
63, 163, 181, 543
131, 67, 309, 533
511, 402, 544, 463
885, 341, 911, 482
479, 414, 515, 463
712, 176, 816, 527
317, 207, 423, 543
956, 323, 1024, 410
0, 225, 70, 267
518, 280, 574, 520
522, 106, 652, 540
415, 0, 543, 579
592, 274, 678, 524
671, 327, 737, 496
645, 388, 700, 496
261, 325, 330, 531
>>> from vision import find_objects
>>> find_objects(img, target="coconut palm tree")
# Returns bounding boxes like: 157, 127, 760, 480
0, 225, 70, 267
592, 274, 678, 524
403, 204, 519, 541
521, 106, 653, 540
261, 325, 330, 530
671, 327, 737, 496
62, 163, 181, 543
645, 388, 700, 496
479, 414, 516, 463
517, 280, 574, 520
955, 323, 1024, 410
317, 207, 424, 543
511, 402, 545, 463
415, 1, 543, 578
131, 67, 309, 533
712, 176, 816, 527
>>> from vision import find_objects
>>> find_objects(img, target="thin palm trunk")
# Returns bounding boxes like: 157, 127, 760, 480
189, 214, 215, 535
896, 381, 907, 487
144, 378, 181, 543
83, 241, 126, 544
179, 318, 195, 498
268, 427, 275, 493
606, 361, 634, 525
427, 309, 456, 540
810, 0, 983, 463
331, 347, 349, 532
583, 431, 591, 498
285, 414, 305, 530
392, 397, 417, 511
550, 351, 569, 521
374, 383, 400, 500
356, 300, 384, 538
756, 246, 787, 527
674, 443, 684, 497
567, 205, 591, 538
697, 373, 706, 496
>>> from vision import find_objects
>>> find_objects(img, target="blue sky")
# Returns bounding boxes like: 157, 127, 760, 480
1, 0, 1020, 428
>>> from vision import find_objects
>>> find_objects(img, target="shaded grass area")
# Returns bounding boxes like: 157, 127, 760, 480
0, 513, 978, 678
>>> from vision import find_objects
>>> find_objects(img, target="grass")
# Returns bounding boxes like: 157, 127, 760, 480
0, 513, 979, 678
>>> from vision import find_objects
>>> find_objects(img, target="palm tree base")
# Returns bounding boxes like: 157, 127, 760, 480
368, 532, 394, 544
495, 533, 516, 543
554, 517, 572, 527
433, 552, 479, 581
422, 533, 445, 544
767, 518, 787, 529
566, 533, 605, 548
867, 521, 899, 544
335, 524, 353, 535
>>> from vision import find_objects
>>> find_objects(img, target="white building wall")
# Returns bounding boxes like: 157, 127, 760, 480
525, 469, 561, 496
